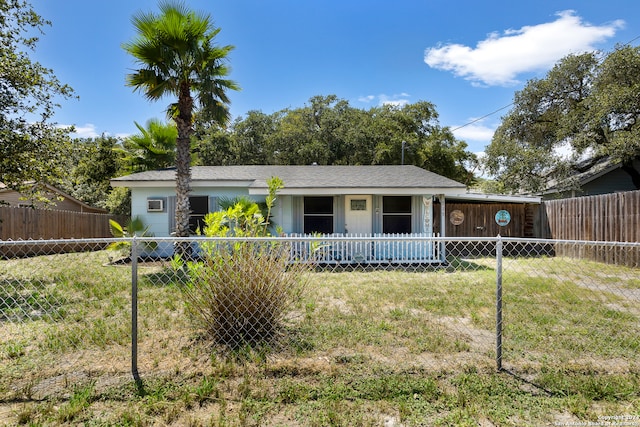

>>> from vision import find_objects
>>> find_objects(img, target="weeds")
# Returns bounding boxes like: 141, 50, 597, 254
180, 241, 311, 349
56, 382, 96, 423
0, 247, 639, 425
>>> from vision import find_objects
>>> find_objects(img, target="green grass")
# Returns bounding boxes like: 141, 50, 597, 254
0, 251, 639, 426
502, 258, 640, 362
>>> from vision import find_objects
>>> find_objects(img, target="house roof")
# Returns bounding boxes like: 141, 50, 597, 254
0, 182, 108, 213
111, 165, 467, 195
447, 192, 541, 204
540, 155, 640, 196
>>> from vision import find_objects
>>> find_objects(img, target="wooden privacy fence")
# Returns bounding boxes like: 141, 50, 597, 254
433, 202, 534, 238
0, 206, 127, 257
432, 202, 538, 257
542, 190, 640, 266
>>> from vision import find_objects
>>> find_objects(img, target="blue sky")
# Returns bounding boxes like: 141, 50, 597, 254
30, 0, 639, 156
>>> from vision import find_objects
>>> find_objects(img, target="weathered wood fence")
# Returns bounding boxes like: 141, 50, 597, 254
0, 206, 127, 257
541, 190, 640, 266
542, 190, 640, 241
433, 202, 532, 238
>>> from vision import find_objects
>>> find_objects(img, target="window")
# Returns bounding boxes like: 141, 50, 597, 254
383, 196, 412, 233
189, 196, 209, 233
304, 197, 333, 234
350, 199, 367, 211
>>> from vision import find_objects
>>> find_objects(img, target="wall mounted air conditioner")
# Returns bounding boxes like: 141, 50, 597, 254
147, 199, 164, 212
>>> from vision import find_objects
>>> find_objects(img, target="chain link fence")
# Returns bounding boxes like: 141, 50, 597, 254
1, 238, 132, 403
1, 236, 639, 404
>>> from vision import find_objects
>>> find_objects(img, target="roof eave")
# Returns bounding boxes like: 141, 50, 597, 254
447, 193, 542, 204
110, 180, 255, 188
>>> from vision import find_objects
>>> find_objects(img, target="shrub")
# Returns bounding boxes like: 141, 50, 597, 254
177, 177, 312, 349
107, 216, 156, 261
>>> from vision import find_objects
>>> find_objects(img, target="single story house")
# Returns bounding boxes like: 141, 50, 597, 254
111, 165, 467, 262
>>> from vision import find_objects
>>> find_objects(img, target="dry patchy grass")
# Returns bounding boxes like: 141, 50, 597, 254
1, 252, 639, 425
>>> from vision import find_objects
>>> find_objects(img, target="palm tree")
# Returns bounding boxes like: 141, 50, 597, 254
123, 1, 239, 244
121, 119, 177, 173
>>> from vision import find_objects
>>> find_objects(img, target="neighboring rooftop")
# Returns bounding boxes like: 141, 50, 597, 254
448, 191, 541, 204
0, 182, 108, 213
540, 155, 640, 198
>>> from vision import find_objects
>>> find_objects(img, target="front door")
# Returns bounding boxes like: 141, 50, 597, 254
345, 195, 372, 235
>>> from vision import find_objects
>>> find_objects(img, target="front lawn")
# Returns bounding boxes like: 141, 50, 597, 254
1, 251, 638, 425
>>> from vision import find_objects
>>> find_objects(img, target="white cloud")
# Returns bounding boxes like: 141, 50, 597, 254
424, 10, 624, 86
452, 122, 496, 143
61, 124, 130, 139
68, 123, 99, 138
357, 95, 375, 103
358, 93, 411, 107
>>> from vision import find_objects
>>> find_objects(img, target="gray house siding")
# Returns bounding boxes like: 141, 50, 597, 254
581, 167, 639, 196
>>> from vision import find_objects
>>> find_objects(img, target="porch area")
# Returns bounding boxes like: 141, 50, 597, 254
287, 233, 442, 264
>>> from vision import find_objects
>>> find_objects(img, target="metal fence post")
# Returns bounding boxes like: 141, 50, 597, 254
131, 236, 141, 383
495, 235, 503, 371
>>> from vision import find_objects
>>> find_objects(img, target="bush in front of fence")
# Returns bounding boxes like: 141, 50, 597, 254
177, 178, 311, 350
179, 239, 310, 349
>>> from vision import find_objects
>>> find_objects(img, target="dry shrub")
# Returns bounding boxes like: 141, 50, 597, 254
181, 241, 310, 349
177, 177, 312, 350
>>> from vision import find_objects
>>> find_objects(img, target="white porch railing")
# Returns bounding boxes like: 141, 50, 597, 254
287, 233, 441, 264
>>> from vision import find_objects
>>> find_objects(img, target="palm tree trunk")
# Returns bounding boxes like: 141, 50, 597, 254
174, 136, 191, 238
174, 84, 194, 257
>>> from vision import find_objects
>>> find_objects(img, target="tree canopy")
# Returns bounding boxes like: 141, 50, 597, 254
0, 0, 75, 194
58, 135, 121, 210
194, 95, 477, 184
484, 46, 640, 193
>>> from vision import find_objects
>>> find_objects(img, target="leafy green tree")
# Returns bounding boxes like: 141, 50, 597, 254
484, 47, 640, 193
369, 102, 475, 181
104, 187, 131, 216
333, 105, 377, 165
418, 127, 476, 185
0, 0, 75, 196
269, 107, 321, 165
59, 135, 122, 209
77, 135, 120, 185
589, 46, 640, 167
190, 94, 476, 183
192, 125, 234, 165
228, 111, 276, 164
123, 0, 239, 241
121, 119, 177, 172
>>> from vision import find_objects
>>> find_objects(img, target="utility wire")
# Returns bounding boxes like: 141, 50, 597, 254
450, 36, 640, 133
451, 103, 513, 132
